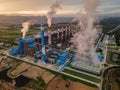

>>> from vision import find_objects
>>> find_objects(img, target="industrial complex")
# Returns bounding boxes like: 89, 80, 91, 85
0, 0, 120, 90
8, 24, 74, 71
0, 20, 120, 90
7, 23, 102, 74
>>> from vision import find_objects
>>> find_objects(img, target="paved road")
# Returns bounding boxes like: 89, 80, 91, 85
61, 72, 100, 87
95, 33, 104, 49
99, 44, 108, 90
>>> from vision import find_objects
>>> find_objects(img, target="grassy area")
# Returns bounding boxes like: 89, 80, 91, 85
35, 77, 46, 88
106, 51, 112, 63
0, 28, 40, 39
63, 69, 100, 83
106, 51, 120, 65
108, 46, 120, 50
106, 45, 120, 65
102, 80, 106, 90
24, 77, 46, 90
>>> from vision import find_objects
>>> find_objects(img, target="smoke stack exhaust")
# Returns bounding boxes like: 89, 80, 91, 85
21, 21, 31, 39
72, 0, 101, 66
47, 0, 63, 45
48, 27, 52, 45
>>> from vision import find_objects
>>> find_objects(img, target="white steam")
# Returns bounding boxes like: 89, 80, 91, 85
47, 0, 63, 27
72, 0, 100, 66
21, 21, 31, 39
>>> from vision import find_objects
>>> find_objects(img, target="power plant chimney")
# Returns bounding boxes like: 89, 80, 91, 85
41, 25, 47, 63
48, 27, 52, 45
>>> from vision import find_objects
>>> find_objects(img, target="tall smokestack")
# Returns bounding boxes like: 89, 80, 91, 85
41, 24, 47, 64
47, 0, 63, 45
21, 21, 31, 39
48, 27, 52, 45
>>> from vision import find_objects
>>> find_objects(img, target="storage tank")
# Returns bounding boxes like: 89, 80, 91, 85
56, 52, 69, 66
56, 59, 62, 66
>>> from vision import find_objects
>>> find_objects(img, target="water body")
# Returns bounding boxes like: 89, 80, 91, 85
15, 75, 31, 87
0, 68, 12, 82
0, 69, 32, 87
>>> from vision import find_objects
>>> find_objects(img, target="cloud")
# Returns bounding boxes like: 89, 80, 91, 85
0, 0, 120, 15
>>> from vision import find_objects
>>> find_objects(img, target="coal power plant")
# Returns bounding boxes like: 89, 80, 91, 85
9, 24, 74, 73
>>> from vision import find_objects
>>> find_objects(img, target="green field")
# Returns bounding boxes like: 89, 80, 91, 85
106, 46, 120, 65
0, 28, 40, 40
63, 68, 100, 83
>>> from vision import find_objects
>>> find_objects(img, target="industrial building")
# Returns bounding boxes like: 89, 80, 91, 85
8, 24, 102, 74
34, 26, 72, 46
71, 61, 101, 75
9, 25, 73, 71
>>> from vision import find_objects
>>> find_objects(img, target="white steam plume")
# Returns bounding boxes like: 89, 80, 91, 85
47, 0, 63, 27
72, 0, 100, 66
21, 21, 31, 39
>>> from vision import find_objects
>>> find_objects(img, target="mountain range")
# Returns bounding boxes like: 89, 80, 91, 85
0, 15, 74, 25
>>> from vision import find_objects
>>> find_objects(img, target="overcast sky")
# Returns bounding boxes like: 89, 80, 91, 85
0, 0, 120, 15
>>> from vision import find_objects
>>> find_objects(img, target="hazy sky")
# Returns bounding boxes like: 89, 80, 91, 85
0, 0, 120, 15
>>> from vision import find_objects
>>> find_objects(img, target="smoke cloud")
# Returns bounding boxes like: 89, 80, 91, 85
72, 0, 100, 66
21, 21, 31, 39
47, 0, 63, 27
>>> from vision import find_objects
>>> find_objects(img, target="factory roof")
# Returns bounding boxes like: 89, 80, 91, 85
22, 38, 34, 42
71, 61, 101, 74
28, 42, 37, 48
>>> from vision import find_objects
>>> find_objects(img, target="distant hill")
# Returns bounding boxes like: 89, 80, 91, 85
0, 15, 74, 25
